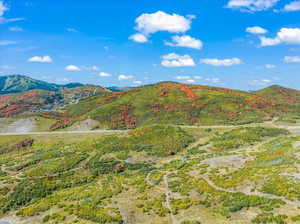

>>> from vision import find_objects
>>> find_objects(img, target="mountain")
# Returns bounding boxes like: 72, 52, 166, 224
0, 75, 110, 117
46, 82, 296, 130
255, 85, 300, 105
0, 75, 62, 94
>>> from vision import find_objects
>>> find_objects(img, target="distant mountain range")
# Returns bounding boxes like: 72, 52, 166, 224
0, 74, 87, 94
0, 75, 110, 117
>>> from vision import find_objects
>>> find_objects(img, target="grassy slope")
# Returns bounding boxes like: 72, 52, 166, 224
56, 82, 289, 130
0, 86, 110, 117
255, 85, 300, 105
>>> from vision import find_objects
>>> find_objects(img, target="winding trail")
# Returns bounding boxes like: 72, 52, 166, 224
163, 173, 177, 224
201, 175, 300, 208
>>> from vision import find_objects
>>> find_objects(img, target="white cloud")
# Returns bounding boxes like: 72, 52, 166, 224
9, 26, 23, 32
28, 55, 53, 63
118, 74, 134, 80
260, 36, 281, 46
0, 1, 8, 17
134, 11, 192, 35
0, 65, 15, 70
98, 72, 112, 77
176, 76, 191, 80
226, 0, 278, 11
205, 78, 221, 83
165, 35, 203, 49
161, 53, 195, 67
264, 64, 276, 68
246, 26, 268, 34
200, 57, 242, 66
283, 0, 300, 11
249, 79, 272, 86
129, 33, 148, 43
133, 80, 142, 85
67, 28, 78, 32
81, 65, 99, 71
0, 1, 25, 24
260, 28, 300, 46
0, 40, 17, 46
65, 65, 81, 71
194, 76, 202, 79
284, 56, 300, 63
186, 79, 195, 83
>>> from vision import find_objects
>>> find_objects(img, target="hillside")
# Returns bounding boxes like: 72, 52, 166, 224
0, 75, 62, 94
0, 77, 110, 117
255, 85, 300, 105
46, 82, 295, 130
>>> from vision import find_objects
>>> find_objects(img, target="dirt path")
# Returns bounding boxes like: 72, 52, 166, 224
163, 173, 177, 224
201, 175, 300, 208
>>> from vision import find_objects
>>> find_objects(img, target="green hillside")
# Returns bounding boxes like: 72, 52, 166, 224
255, 85, 300, 105
48, 82, 293, 130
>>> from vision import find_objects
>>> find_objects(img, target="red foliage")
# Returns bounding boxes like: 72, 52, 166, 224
278, 88, 297, 103
100, 92, 126, 104
161, 83, 197, 101
110, 105, 138, 129
159, 88, 170, 97
16, 138, 34, 149
50, 117, 74, 130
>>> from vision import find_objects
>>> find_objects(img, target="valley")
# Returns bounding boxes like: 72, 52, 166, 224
0, 75, 299, 223
0, 121, 299, 223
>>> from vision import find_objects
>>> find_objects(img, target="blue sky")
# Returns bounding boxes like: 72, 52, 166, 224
1, 0, 300, 90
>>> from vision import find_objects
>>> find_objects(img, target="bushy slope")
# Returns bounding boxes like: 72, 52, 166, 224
0, 86, 110, 117
50, 82, 292, 130
0, 75, 63, 94
255, 85, 300, 105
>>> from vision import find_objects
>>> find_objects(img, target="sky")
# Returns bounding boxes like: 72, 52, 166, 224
0, 0, 300, 90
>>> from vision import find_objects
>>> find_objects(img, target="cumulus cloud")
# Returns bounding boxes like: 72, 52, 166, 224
283, 0, 300, 11
9, 26, 23, 32
165, 35, 203, 49
200, 58, 242, 66
0, 40, 17, 45
98, 72, 112, 77
284, 56, 300, 63
28, 55, 53, 63
246, 26, 268, 34
226, 0, 278, 11
130, 11, 194, 43
129, 33, 148, 43
264, 64, 276, 68
134, 11, 192, 35
118, 74, 134, 80
260, 28, 300, 46
161, 53, 195, 67
65, 65, 81, 71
